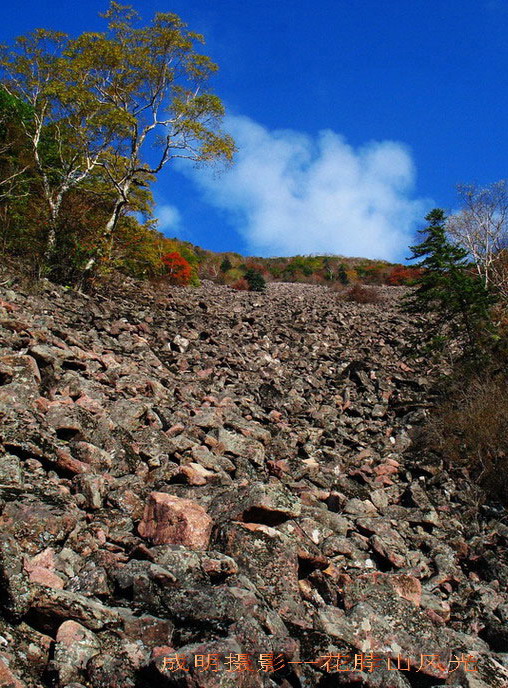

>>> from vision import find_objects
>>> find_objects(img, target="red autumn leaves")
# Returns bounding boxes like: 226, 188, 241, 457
162, 252, 193, 286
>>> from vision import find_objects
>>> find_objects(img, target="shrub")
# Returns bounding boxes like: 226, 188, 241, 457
425, 373, 508, 506
387, 265, 423, 286
346, 283, 382, 304
326, 282, 347, 294
232, 278, 249, 291
361, 264, 389, 285
337, 263, 349, 285
308, 273, 326, 285
220, 257, 232, 272
220, 267, 244, 284
161, 251, 192, 286
244, 260, 266, 273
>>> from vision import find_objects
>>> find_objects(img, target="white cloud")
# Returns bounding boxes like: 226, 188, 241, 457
180, 115, 431, 261
155, 204, 182, 235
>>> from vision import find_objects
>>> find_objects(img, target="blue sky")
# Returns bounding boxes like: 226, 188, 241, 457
3, 0, 508, 261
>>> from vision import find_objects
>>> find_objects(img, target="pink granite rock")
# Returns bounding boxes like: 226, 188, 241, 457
138, 492, 212, 549
28, 567, 65, 589
54, 620, 101, 684
0, 658, 25, 688
390, 574, 422, 607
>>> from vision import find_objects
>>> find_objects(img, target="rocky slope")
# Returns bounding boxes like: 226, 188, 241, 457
0, 271, 507, 688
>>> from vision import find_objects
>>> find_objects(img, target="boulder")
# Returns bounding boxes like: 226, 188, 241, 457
138, 492, 213, 549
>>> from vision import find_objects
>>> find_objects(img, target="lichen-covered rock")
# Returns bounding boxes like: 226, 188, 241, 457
0, 658, 25, 688
0, 498, 79, 556
0, 354, 41, 407
219, 522, 309, 627
0, 536, 33, 618
53, 620, 101, 685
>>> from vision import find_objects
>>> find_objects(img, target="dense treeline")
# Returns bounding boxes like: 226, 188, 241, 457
195, 252, 423, 289
0, 4, 506, 307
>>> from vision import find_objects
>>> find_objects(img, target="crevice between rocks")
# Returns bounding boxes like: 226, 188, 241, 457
241, 506, 293, 527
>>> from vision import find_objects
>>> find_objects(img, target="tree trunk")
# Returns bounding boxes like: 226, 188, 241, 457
41, 193, 64, 277
77, 189, 129, 289
102, 196, 127, 261
40, 217, 59, 278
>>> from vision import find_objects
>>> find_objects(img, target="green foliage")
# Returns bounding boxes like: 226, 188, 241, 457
65, 2, 236, 278
244, 268, 266, 292
0, 3, 235, 283
0, 28, 114, 267
404, 209, 495, 357
337, 263, 348, 285
220, 256, 232, 273
222, 267, 244, 284
0, 87, 34, 203
281, 255, 323, 279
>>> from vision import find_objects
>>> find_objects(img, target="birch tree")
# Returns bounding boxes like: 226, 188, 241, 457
447, 181, 508, 298
0, 31, 113, 269
68, 3, 235, 278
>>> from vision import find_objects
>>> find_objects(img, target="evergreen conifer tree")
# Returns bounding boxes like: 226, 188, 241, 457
337, 263, 349, 285
220, 257, 232, 273
405, 208, 494, 355
245, 268, 266, 292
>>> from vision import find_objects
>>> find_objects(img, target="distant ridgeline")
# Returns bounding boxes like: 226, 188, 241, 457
94, 233, 421, 289
151, 241, 422, 289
